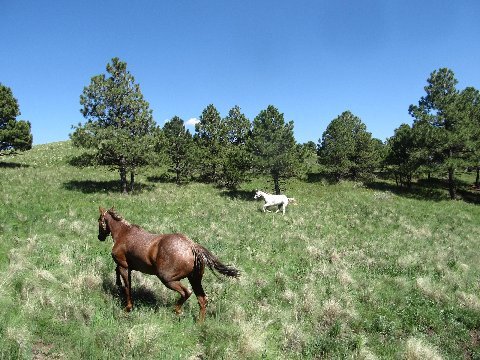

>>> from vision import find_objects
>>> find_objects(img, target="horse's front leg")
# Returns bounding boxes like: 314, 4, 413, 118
118, 266, 133, 312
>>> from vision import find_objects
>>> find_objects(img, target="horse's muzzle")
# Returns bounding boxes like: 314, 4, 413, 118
98, 234, 106, 241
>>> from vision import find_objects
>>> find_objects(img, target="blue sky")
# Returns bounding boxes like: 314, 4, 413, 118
2, 1, 480, 145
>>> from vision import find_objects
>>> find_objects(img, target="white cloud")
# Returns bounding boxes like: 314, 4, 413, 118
185, 118, 200, 126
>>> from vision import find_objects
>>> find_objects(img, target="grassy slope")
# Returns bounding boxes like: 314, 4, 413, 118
1, 141, 479, 359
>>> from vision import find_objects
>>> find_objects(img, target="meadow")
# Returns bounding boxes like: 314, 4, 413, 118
1, 142, 479, 359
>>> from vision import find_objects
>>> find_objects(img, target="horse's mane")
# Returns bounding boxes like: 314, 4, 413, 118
107, 208, 137, 228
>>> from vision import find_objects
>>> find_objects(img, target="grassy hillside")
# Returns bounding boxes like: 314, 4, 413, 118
1, 142, 479, 359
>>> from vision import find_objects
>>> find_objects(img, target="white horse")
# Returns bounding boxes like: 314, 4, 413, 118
254, 190, 295, 215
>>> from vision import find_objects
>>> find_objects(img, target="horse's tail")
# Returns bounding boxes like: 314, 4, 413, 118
192, 244, 240, 278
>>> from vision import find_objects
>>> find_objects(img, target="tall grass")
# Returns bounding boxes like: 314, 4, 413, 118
1, 142, 479, 359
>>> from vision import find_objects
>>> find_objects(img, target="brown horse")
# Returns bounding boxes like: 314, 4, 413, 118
97, 207, 239, 322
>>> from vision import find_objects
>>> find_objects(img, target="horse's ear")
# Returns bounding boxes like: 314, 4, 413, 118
99, 207, 105, 214
109, 206, 115, 212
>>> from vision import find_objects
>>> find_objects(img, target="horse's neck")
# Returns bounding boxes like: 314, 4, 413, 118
107, 215, 130, 240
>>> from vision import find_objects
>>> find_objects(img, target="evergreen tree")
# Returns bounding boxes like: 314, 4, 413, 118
385, 123, 427, 188
194, 104, 225, 182
456, 87, 480, 187
219, 105, 252, 189
71, 58, 158, 193
0, 83, 33, 152
296, 141, 319, 177
248, 105, 298, 194
318, 111, 378, 181
408, 68, 476, 199
163, 116, 194, 184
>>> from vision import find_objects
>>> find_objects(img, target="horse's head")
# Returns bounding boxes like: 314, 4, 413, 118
98, 207, 111, 241
254, 190, 262, 199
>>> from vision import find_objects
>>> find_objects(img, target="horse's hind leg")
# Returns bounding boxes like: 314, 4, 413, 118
188, 275, 207, 323
163, 280, 192, 315
115, 265, 123, 287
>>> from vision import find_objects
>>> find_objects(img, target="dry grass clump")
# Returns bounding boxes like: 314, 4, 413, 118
306, 245, 323, 260
70, 271, 103, 291
456, 291, 480, 311
405, 337, 443, 360
397, 253, 420, 269
317, 298, 358, 330
357, 347, 378, 360
373, 190, 394, 201
337, 269, 355, 286
6, 326, 32, 357
415, 277, 449, 303
282, 323, 306, 353
238, 321, 268, 358
127, 323, 163, 350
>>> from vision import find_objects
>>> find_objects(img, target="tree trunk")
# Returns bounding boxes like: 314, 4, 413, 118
448, 166, 456, 200
175, 163, 181, 185
120, 164, 128, 194
272, 171, 281, 195
129, 171, 135, 193
475, 167, 479, 188
406, 174, 412, 189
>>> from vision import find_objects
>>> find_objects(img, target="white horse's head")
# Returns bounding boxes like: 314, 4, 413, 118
254, 190, 263, 199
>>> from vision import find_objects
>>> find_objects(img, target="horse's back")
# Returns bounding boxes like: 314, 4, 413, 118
269, 194, 288, 204
155, 233, 194, 258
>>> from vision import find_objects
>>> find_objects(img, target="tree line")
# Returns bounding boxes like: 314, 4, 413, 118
69, 58, 306, 194
2, 58, 479, 199
69, 59, 480, 199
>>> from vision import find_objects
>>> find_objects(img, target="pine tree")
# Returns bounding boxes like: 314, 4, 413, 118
318, 111, 378, 181
408, 68, 478, 199
71, 58, 158, 193
0, 83, 33, 152
248, 105, 298, 194
163, 116, 194, 184
219, 105, 252, 189
194, 104, 225, 182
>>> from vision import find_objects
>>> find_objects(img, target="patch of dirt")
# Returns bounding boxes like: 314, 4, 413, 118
32, 342, 63, 359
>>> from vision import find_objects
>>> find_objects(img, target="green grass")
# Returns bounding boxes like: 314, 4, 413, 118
1, 141, 480, 359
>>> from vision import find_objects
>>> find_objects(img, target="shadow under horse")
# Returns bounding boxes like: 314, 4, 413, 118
97, 207, 240, 322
